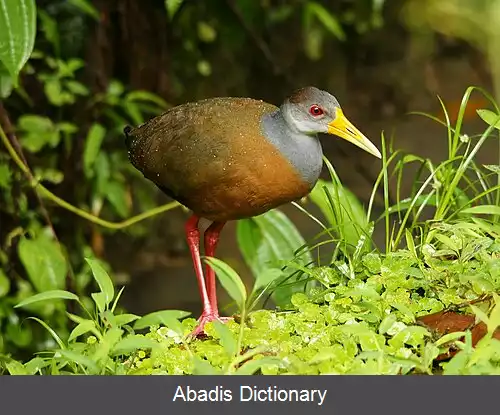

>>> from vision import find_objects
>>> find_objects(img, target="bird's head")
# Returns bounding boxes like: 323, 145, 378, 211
281, 86, 381, 158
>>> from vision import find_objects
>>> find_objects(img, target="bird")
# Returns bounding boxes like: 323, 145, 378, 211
124, 86, 381, 336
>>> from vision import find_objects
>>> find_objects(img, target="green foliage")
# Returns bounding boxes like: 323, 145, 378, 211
0, 0, 36, 87
237, 210, 314, 309
0, 1, 169, 359
2, 0, 500, 376
2, 225, 500, 375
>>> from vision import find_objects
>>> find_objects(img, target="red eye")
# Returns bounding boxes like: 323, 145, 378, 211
309, 105, 324, 117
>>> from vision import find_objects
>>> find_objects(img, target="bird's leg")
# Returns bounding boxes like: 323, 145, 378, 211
185, 215, 215, 335
204, 221, 226, 316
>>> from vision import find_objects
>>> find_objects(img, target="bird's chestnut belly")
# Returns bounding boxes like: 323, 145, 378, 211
180, 156, 313, 222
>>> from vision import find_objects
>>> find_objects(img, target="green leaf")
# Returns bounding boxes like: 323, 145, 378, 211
238, 210, 313, 307
310, 178, 370, 256
38, 10, 59, 55
165, 0, 184, 20
192, 356, 221, 375
462, 205, 500, 216
56, 350, 99, 374
0, 163, 11, 189
305, 2, 345, 40
83, 123, 106, 177
104, 180, 130, 218
85, 258, 114, 305
0, 269, 10, 297
112, 335, 156, 354
24, 357, 49, 374
91, 292, 107, 314
235, 356, 283, 375
205, 257, 247, 309
0, 62, 13, 98
213, 321, 237, 357
477, 109, 500, 130
18, 114, 59, 152
133, 310, 190, 330
68, 0, 99, 20
18, 235, 68, 292
470, 304, 490, 327
5, 359, 29, 375
68, 320, 96, 342
114, 313, 140, 327
126, 90, 168, 109
253, 268, 282, 293
0, 0, 37, 85
27, 316, 66, 350
65, 80, 89, 96
15, 289, 79, 308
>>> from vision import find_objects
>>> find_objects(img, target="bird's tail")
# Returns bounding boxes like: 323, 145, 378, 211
123, 125, 135, 150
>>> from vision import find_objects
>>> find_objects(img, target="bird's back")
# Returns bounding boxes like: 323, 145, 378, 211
125, 97, 312, 221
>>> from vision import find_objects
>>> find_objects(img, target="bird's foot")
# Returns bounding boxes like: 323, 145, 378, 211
190, 313, 232, 338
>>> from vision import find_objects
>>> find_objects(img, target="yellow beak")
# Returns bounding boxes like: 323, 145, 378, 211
327, 109, 381, 159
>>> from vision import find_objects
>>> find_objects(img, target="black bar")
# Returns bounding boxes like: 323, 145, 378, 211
0, 376, 495, 415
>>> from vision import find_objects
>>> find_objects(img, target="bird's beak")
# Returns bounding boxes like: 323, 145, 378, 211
327, 109, 381, 159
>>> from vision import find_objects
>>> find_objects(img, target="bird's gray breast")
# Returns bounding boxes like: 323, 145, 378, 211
260, 111, 323, 188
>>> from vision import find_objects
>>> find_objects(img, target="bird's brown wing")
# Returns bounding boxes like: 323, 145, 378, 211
126, 97, 310, 221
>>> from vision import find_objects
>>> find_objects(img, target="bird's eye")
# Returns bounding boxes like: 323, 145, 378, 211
309, 105, 324, 117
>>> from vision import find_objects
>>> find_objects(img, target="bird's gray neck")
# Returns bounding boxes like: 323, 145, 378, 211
260, 109, 323, 188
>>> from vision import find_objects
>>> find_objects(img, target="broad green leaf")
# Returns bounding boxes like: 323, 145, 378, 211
213, 321, 237, 357
0, 269, 10, 297
18, 235, 68, 292
5, 359, 29, 375
248, 210, 313, 306
205, 257, 247, 309
477, 109, 500, 130
462, 205, 500, 216
68, 320, 96, 342
0, 0, 36, 84
24, 357, 49, 374
253, 268, 282, 293
83, 123, 106, 177
85, 258, 114, 305
15, 289, 79, 308
112, 335, 156, 354
133, 310, 190, 330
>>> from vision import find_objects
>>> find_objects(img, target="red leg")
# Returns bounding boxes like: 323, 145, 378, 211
204, 221, 226, 314
185, 215, 214, 335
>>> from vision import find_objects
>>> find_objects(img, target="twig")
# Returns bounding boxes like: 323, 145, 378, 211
0, 122, 181, 229
0, 102, 58, 239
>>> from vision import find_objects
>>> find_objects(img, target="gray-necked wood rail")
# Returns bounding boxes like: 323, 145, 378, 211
124, 86, 381, 335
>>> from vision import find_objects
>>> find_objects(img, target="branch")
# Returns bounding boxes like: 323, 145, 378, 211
0, 121, 181, 230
